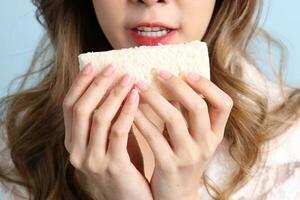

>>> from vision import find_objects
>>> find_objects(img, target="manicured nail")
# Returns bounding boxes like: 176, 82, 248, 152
102, 64, 115, 76
187, 72, 200, 81
128, 89, 139, 103
157, 69, 172, 80
82, 63, 93, 75
120, 74, 131, 87
135, 80, 148, 91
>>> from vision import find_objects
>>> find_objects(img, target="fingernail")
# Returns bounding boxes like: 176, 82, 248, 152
82, 63, 93, 75
120, 74, 131, 87
129, 89, 139, 104
157, 69, 172, 80
187, 72, 200, 81
102, 64, 115, 76
135, 80, 148, 91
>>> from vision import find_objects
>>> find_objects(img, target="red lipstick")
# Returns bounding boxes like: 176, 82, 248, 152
128, 29, 177, 46
127, 21, 179, 46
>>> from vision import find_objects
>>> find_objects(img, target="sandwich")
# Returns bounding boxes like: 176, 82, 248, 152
78, 40, 210, 101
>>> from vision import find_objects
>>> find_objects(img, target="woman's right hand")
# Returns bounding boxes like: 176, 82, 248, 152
62, 63, 153, 200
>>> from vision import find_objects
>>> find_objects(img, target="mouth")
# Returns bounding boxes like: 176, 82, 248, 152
132, 27, 173, 35
127, 22, 179, 46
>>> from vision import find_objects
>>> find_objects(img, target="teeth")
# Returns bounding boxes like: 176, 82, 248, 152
137, 30, 169, 37
137, 26, 168, 32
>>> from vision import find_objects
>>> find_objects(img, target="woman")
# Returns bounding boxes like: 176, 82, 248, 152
0, 0, 300, 199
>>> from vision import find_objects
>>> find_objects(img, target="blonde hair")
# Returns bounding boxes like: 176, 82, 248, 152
0, 0, 299, 199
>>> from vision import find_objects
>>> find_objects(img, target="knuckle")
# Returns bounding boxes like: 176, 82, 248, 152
179, 149, 201, 167
201, 151, 211, 161
200, 146, 214, 161
92, 77, 104, 87
62, 99, 72, 111
64, 140, 70, 153
93, 115, 111, 128
69, 153, 82, 169
83, 154, 102, 174
166, 109, 183, 123
106, 162, 121, 176
73, 103, 89, 117
218, 94, 233, 111
156, 153, 177, 172
110, 125, 125, 139
110, 86, 123, 98
192, 101, 208, 114
223, 96, 234, 110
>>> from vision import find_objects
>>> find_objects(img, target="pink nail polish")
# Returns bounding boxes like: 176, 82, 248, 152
82, 63, 93, 75
102, 64, 115, 76
120, 74, 131, 87
128, 89, 139, 103
187, 72, 200, 81
135, 80, 148, 91
158, 69, 172, 80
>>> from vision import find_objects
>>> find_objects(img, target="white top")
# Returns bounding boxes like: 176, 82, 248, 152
0, 60, 299, 199
198, 60, 300, 199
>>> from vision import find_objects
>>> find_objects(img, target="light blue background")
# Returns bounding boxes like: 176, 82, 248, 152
0, 0, 299, 197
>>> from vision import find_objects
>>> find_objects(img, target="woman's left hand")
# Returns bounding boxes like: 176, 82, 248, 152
133, 69, 234, 200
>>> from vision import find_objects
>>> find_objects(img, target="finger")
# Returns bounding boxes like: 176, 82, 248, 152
71, 64, 118, 155
134, 107, 174, 166
154, 70, 211, 143
62, 63, 95, 152
185, 73, 233, 137
134, 80, 189, 152
87, 74, 136, 158
107, 88, 139, 161
170, 100, 189, 128
139, 103, 164, 132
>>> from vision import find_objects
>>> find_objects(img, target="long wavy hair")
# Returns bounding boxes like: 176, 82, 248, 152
0, 0, 300, 199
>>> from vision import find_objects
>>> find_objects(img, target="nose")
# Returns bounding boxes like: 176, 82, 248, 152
134, 0, 167, 6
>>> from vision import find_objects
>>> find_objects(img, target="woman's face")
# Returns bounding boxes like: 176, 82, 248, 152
92, 0, 216, 49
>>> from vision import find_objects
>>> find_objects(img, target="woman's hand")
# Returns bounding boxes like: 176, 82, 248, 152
133, 69, 233, 200
62, 63, 153, 200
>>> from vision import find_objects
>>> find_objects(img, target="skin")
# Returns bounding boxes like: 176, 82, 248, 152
62, 0, 234, 200
92, 0, 216, 49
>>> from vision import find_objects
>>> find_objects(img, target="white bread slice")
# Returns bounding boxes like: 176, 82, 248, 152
78, 40, 210, 100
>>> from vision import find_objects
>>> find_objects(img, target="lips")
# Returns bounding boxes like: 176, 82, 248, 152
129, 21, 179, 31
128, 29, 177, 46
126, 21, 179, 46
